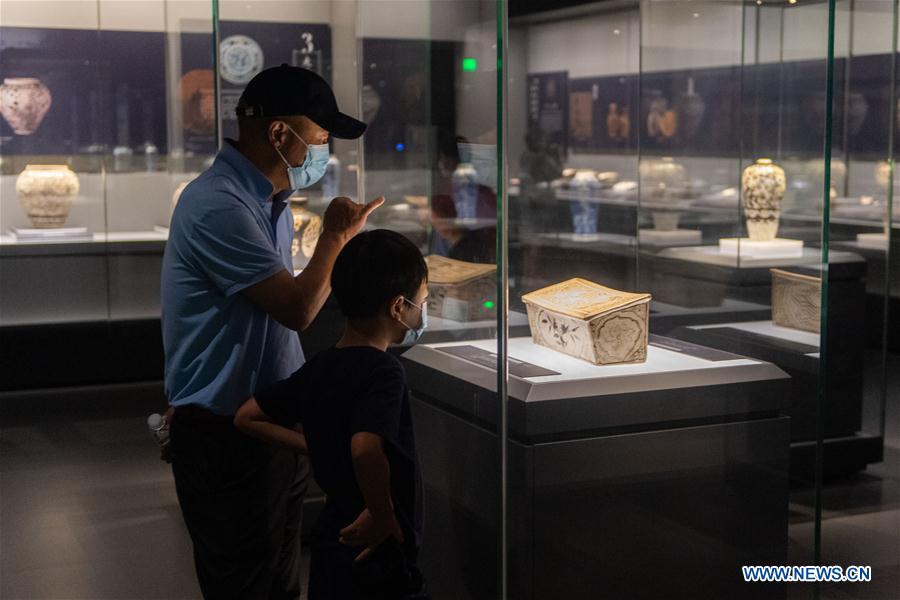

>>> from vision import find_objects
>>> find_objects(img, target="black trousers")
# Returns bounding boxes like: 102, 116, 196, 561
308, 536, 428, 600
171, 413, 310, 600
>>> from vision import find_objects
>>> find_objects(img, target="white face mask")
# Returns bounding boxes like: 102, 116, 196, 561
274, 124, 330, 190
398, 297, 428, 346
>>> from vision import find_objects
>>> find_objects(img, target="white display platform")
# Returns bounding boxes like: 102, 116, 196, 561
105, 230, 170, 242
690, 320, 820, 357
430, 217, 496, 230
11, 227, 91, 242
639, 228, 702, 246
658, 244, 822, 268
719, 237, 803, 258
404, 336, 785, 402
554, 191, 631, 206
0, 229, 169, 246
856, 232, 889, 250
541, 232, 637, 246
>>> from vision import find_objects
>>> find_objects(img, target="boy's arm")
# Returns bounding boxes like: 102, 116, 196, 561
339, 432, 404, 561
234, 397, 308, 453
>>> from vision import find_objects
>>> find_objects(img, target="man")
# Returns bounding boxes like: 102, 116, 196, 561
161, 65, 383, 599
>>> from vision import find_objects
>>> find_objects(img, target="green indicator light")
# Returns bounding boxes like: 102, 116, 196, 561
484, 301, 495, 309
462, 57, 478, 72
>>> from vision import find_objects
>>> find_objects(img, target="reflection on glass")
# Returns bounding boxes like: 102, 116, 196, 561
353, 4, 504, 599
0, 8, 219, 324
818, 1, 899, 596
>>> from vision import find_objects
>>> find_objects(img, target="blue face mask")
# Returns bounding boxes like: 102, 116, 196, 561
275, 124, 330, 190
399, 297, 428, 346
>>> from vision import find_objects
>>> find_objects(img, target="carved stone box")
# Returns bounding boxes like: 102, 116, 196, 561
425, 255, 497, 322
771, 268, 821, 333
521, 278, 651, 365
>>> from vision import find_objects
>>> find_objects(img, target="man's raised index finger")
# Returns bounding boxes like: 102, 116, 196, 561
363, 196, 385, 216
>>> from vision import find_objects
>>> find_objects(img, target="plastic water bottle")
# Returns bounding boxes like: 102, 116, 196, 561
141, 141, 160, 172
452, 162, 479, 220
147, 413, 170, 449
322, 154, 341, 199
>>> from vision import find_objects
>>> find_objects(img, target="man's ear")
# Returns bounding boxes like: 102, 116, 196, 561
269, 120, 288, 148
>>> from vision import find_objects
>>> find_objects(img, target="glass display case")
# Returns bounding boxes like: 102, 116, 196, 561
404, 0, 895, 598
0, 3, 207, 325
0, 0, 896, 599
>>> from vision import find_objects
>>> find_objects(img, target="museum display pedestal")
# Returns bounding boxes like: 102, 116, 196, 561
649, 298, 773, 334
856, 232, 888, 250
832, 235, 900, 350
651, 254, 873, 476
671, 320, 882, 480
402, 337, 791, 600
641, 247, 864, 307
718, 237, 803, 258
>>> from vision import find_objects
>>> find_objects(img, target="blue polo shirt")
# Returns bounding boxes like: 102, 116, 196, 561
161, 140, 304, 416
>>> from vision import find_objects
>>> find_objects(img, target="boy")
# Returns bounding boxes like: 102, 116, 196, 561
235, 229, 429, 600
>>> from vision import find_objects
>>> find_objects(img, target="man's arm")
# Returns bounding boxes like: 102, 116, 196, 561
243, 195, 384, 331
339, 432, 404, 561
234, 397, 308, 452
241, 233, 342, 331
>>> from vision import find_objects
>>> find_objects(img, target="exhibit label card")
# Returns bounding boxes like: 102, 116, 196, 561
436, 345, 561, 378
649, 334, 745, 362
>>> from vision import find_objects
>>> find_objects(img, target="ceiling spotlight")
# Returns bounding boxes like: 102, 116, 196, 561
789, 0, 797, 4
692, 12, 700, 18
756, 0, 763, 5
613, 28, 621, 35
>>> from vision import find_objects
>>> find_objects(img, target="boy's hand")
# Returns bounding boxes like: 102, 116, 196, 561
339, 507, 405, 562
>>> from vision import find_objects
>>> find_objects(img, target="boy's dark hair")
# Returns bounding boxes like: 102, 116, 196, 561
331, 229, 428, 319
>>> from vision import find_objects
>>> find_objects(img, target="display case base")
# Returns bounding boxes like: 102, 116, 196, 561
639, 228, 702, 246
790, 433, 885, 483
403, 338, 791, 600
670, 320, 878, 479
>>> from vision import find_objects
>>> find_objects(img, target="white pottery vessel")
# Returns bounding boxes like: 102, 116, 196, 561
875, 161, 891, 193
771, 269, 821, 333
16, 164, 79, 228
290, 198, 323, 270
522, 278, 651, 365
639, 157, 687, 198
0, 78, 52, 135
741, 158, 786, 242
425, 255, 496, 322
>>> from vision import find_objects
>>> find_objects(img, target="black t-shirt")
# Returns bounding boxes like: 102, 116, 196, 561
255, 346, 423, 550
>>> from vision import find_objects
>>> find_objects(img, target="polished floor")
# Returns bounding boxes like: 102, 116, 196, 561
1, 358, 898, 599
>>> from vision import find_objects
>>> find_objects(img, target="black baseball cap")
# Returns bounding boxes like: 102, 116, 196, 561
236, 64, 367, 139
